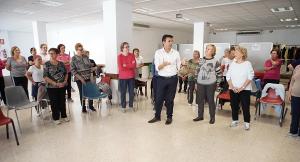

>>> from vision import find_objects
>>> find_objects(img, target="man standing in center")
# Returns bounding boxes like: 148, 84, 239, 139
148, 34, 181, 125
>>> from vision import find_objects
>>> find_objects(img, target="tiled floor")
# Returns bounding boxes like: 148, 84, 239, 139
0, 90, 300, 162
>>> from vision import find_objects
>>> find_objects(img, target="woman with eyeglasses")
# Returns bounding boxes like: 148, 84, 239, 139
118, 42, 136, 113
71, 43, 95, 113
44, 48, 69, 125
6, 46, 29, 98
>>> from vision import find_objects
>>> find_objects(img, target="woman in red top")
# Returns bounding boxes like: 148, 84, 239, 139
263, 49, 282, 87
118, 42, 136, 112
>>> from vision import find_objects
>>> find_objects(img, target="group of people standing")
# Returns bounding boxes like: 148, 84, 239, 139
0, 43, 100, 125
1, 34, 299, 136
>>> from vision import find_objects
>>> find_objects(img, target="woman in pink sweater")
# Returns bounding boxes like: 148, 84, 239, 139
118, 42, 136, 112
263, 49, 282, 87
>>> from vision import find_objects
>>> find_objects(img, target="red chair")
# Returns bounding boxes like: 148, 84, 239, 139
255, 88, 287, 127
215, 90, 231, 110
0, 108, 19, 145
100, 75, 112, 105
101, 75, 111, 85
254, 71, 264, 80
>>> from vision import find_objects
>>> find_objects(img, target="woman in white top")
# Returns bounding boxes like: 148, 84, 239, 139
26, 56, 44, 100
226, 46, 254, 130
133, 48, 144, 95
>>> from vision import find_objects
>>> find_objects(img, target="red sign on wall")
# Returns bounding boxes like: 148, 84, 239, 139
0, 39, 4, 45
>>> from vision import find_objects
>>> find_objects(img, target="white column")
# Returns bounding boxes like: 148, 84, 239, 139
193, 22, 209, 57
103, 0, 132, 74
32, 21, 47, 51
102, 0, 133, 103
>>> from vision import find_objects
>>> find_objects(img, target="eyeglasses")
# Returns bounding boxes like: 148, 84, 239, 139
77, 48, 84, 52
123, 46, 130, 49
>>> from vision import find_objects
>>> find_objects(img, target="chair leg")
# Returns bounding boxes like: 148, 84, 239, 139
31, 107, 33, 122
15, 110, 22, 134
6, 124, 9, 139
11, 121, 19, 145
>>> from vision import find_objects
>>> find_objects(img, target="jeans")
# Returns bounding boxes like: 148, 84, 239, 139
119, 78, 135, 108
290, 96, 300, 135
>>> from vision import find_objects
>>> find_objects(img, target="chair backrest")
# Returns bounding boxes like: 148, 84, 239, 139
0, 108, 6, 119
266, 88, 278, 99
5, 86, 30, 107
3, 76, 14, 87
101, 76, 111, 85
82, 82, 106, 99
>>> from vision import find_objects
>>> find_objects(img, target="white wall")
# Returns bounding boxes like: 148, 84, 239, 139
209, 28, 300, 45
132, 28, 193, 63
47, 24, 193, 65
47, 24, 105, 64
0, 30, 34, 76
8, 31, 34, 58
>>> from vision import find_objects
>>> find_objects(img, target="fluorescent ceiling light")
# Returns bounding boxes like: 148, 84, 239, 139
286, 25, 297, 28
33, 0, 63, 7
271, 7, 293, 13
135, 0, 152, 4
13, 9, 34, 15
134, 7, 154, 13
280, 18, 298, 22
149, 0, 259, 14
215, 28, 228, 31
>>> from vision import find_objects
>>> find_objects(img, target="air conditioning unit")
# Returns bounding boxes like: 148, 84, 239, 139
236, 30, 262, 35
133, 23, 150, 28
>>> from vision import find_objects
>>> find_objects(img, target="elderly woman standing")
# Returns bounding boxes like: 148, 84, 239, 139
193, 44, 222, 124
263, 49, 282, 87
71, 43, 95, 113
187, 50, 200, 105
57, 44, 73, 102
43, 48, 69, 124
6, 46, 29, 97
227, 46, 254, 130
26, 56, 43, 101
178, 59, 189, 93
118, 42, 136, 112
288, 65, 300, 137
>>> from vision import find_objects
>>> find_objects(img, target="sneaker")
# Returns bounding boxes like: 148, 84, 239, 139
61, 118, 70, 123
188, 103, 192, 106
244, 122, 250, 130
230, 121, 239, 127
287, 133, 298, 138
54, 120, 61, 125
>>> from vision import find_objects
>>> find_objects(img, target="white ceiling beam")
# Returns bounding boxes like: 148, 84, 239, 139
149, 0, 260, 14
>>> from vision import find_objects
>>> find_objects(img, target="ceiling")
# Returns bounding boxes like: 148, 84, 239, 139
0, 0, 299, 32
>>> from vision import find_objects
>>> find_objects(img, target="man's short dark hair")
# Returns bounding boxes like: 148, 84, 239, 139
162, 34, 173, 42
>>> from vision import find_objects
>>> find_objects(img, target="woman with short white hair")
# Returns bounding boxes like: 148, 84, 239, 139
226, 46, 254, 130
